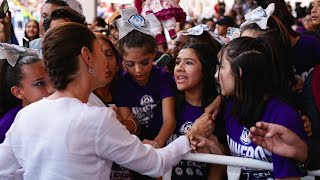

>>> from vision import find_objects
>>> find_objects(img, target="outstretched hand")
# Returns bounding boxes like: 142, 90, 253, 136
0, 11, 11, 43
249, 122, 308, 163
205, 95, 223, 120
186, 113, 215, 138
189, 134, 224, 155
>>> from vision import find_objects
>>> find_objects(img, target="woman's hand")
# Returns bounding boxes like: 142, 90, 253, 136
189, 134, 224, 154
186, 113, 215, 138
0, 11, 11, 43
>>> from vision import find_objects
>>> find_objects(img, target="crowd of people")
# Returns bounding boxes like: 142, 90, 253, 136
0, 0, 319, 180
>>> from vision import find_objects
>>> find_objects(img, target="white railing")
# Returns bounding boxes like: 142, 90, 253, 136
162, 153, 320, 180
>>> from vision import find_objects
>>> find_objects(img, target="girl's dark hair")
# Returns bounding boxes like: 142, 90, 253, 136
44, 6, 87, 32
169, 31, 222, 73
43, 22, 97, 90
24, 20, 40, 40
220, 36, 286, 127
255, 0, 300, 37
176, 43, 219, 110
45, 0, 69, 7
241, 15, 294, 95
118, 30, 156, 56
0, 56, 40, 117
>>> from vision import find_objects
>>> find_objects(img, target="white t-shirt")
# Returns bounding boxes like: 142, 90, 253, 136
0, 97, 191, 180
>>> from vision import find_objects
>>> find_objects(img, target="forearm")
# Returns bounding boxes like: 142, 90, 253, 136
97, 114, 190, 178
0, 140, 20, 176
154, 118, 176, 147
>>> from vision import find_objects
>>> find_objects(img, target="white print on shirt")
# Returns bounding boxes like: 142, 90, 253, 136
240, 127, 252, 145
243, 171, 274, 180
111, 170, 132, 180
132, 95, 157, 127
294, 67, 314, 81
179, 121, 194, 135
227, 134, 272, 163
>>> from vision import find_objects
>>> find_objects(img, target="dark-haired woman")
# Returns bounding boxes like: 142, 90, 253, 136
0, 23, 213, 179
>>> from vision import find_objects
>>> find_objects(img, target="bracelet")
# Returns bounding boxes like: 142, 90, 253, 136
127, 118, 138, 134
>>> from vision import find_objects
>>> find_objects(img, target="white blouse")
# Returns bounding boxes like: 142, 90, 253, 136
0, 97, 191, 180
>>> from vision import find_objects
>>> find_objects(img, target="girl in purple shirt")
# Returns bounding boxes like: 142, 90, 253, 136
212, 37, 307, 180
0, 44, 53, 143
170, 43, 226, 179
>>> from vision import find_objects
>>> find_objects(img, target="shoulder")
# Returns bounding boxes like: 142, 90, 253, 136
264, 98, 305, 137
298, 35, 320, 47
151, 66, 174, 83
265, 98, 299, 117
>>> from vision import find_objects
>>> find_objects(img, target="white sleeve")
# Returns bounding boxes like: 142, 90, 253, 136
95, 109, 191, 178
0, 129, 21, 178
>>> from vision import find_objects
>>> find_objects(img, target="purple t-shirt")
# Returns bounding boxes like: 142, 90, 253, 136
225, 98, 306, 179
0, 105, 23, 143
292, 35, 320, 81
113, 66, 175, 140
170, 101, 209, 180
168, 100, 227, 179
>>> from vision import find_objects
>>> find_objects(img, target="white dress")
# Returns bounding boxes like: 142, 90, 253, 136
0, 97, 190, 180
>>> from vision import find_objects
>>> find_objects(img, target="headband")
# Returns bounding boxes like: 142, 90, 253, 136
180, 24, 227, 45
116, 8, 161, 40
0, 43, 39, 67
240, 3, 275, 31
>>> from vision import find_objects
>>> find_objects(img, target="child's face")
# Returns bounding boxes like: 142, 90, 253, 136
174, 48, 203, 92
122, 47, 154, 86
100, 39, 118, 85
214, 53, 235, 97
16, 61, 54, 106
311, 0, 320, 27
26, 21, 39, 39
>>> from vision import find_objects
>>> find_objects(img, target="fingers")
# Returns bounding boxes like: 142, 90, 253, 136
250, 136, 267, 149
249, 125, 267, 137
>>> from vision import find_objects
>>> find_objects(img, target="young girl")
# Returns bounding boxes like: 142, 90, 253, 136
213, 37, 307, 180
171, 43, 226, 180
87, 33, 133, 180
114, 28, 176, 147
0, 43, 53, 143
24, 20, 40, 42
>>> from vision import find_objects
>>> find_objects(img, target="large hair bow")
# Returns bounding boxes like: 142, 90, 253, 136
0, 43, 39, 67
240, 3, 275, 30
180, 24, 227, 45
116, 8, 161, 40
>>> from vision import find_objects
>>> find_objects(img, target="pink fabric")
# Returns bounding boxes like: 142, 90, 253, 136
142, 0, 186, 22
312, 65, 320, 112
145, 8, 186, 22
134, 0, 143, 14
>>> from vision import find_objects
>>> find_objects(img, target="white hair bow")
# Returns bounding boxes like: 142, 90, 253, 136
240, 3, 275, 31
116, 8, 161, 40
0, 43, 39, 67
180, 24, 227, 45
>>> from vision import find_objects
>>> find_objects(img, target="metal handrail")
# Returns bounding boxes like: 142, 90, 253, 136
162, 153, 320, 180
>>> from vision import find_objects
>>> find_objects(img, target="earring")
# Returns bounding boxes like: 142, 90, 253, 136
88, 67, 95, 74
